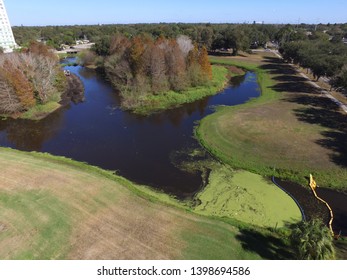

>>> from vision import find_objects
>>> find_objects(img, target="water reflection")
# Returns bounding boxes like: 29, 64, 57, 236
0, 108, 66, 151
229, 74, 246, 88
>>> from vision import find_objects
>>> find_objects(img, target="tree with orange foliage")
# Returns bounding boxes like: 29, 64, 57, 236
0, 50, 65, 115
129, 36, 146, 75
2, 59, 35, 110
198, 46, 212, 80
165, 39, 187, 91
0, 71, 22, 114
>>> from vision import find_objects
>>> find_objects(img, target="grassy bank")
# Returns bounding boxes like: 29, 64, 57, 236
131, 66, 229, 115
0, 101, 62, 121
197, 55, 347, 190
0, 147, 270, 260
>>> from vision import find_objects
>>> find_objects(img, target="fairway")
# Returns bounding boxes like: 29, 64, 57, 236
197, 54, 347, 190
194, 166, 302, 228
0, 148, 262, 260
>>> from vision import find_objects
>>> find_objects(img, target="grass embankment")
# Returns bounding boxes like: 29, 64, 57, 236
131, 66, 229, 115
197, 54, 347, 190
0, 147, 266, 260
0, 100, 62, 121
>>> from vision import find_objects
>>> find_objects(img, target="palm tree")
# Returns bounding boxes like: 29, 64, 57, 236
290, 219, 336, 260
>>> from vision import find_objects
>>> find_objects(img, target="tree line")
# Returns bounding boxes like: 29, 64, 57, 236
12, 22, 347, 57
280, 38, 347, 90
11, 23, 347, 95
13, 23, 347, 53
0, 42, 66, 114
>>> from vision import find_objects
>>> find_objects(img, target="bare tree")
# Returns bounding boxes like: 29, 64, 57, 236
176, 35, 194, 58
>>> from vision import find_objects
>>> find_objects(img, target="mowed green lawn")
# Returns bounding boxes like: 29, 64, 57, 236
0, 148, 262, 260
194, 166, 302, 228
197, 55, 347, 190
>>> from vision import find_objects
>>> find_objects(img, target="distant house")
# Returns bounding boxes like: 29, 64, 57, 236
343, 38, 347, 44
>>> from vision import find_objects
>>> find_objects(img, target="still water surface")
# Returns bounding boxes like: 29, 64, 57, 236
0, 63, 260, 197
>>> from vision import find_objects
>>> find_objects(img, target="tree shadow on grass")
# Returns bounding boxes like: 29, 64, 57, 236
236, 228, 294, 260
260, 57, 320, 95
260, 55, 347, 168
316, 131, 347, 168
260, 56, 298, 75
260, 63, 297, 76
271, 82, 322, 94
273, 75, 308, 82
286, 94, 347, 168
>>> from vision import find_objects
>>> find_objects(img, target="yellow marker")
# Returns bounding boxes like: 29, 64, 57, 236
309, 174, 317, 190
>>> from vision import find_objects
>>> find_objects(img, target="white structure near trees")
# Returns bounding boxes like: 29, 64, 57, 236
0, 0, 17, 53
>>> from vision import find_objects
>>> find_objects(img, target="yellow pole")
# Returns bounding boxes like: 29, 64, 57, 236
309, 174, 334, 236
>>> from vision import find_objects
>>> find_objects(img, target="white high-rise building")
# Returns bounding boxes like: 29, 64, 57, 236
0, 0, 16, 53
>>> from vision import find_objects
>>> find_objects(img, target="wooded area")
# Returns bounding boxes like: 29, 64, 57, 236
12, 23, 347, 91
83, 34, 212, 109
0, 42, 66, 114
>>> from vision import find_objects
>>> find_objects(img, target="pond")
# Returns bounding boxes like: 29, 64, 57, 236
0, 62, 260, 198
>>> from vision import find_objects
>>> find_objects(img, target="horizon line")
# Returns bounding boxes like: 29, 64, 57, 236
12, 21, 347, 28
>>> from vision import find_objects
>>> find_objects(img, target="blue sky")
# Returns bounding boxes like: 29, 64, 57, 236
4, 0, 347, 26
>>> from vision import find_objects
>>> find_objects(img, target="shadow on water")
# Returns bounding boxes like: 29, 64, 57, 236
0, 108, 67, 151
229, 74, 246, 89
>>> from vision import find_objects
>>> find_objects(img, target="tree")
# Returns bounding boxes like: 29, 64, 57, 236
0, 51, 65, 114
24, 41, 57, 60
0, 71, 22, 114
290, 219, 335, 260
224, 26, 251, 56
92, 36, 111, 56
176, 35, 194, 57
129, 36, 146, 75
198, 46, 212, 80
164, 39, 187, 91
149, 43, 169, 93
330, 64, 347, 90
1, 59, 35, 110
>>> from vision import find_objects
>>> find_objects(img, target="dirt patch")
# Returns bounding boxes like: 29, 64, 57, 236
0, 223, 7, 232
226, 66, 246, 75
68, 199, 187, 260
